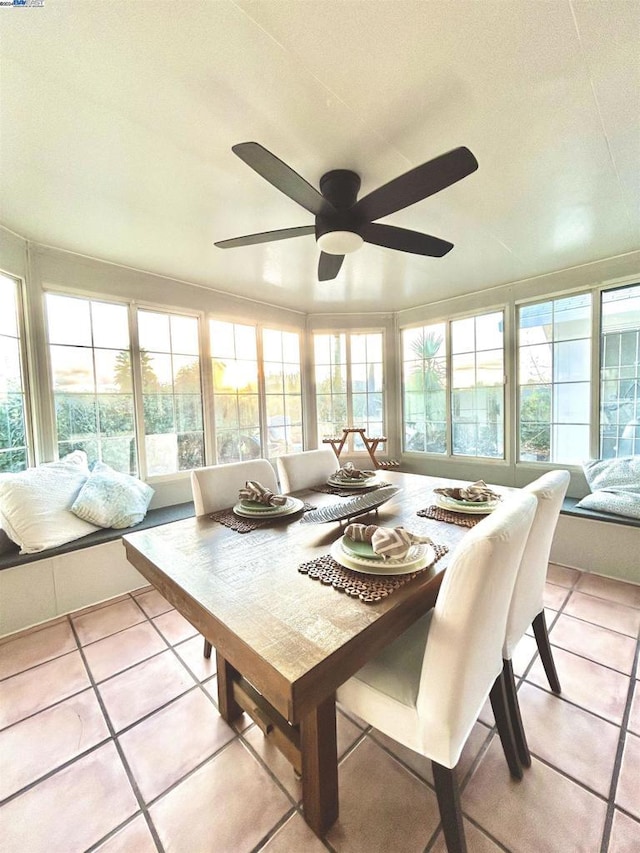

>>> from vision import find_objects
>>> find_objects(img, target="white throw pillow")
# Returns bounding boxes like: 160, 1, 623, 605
71, 462, 154, 529
0, 451, 99, 554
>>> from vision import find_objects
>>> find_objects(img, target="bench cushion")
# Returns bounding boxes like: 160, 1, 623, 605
0, 502, 195, 571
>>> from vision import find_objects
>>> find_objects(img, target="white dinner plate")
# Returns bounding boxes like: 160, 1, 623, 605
435, 495, 497, 515
239, 499, 283, 513
330, 537, 434, 575
233, 497, 304, 518
327, 476, 378, 489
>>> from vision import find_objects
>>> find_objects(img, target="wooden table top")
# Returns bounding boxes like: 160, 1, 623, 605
123, 471, 506, 723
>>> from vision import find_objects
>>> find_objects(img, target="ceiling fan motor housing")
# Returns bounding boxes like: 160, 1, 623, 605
316, 169, 365, 252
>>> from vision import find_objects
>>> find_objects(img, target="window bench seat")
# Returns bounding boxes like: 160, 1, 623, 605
551, 497, 639, 587
0, 502, 195, 637
560, 497, 640, 529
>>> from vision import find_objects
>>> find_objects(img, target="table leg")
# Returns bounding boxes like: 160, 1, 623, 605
300, 694, 339, 835
216, 651, 243, 723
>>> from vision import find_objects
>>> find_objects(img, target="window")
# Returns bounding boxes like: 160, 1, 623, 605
314, 333, 347, 441
0, 274, 30, 472
263, 328, 303, 458
211, 320, 261, 464
451, 311, 504, 458
314, 331, 384, 451
402, 312, 504, 459
600, 284, 640, 458
46, 294, 137, 473
350, 333, 384, 445
402, 323, 447, 453
518, 293, 591, 464
138, 309, 204, 475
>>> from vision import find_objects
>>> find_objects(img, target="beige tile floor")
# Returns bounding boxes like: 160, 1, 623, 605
0, 566, 638, 852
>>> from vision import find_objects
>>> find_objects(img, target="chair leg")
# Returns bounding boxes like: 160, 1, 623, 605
532, 610, 561, 694
502, 659, 531, 768
432, 761, 467, 853
203, 638, 212, 659
489, 670, 523, 780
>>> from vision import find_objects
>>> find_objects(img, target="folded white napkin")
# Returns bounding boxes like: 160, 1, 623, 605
433, 479, 501, 503
344, 522, 431, 560
238, 480, 288, 506
333, 462, 376, 481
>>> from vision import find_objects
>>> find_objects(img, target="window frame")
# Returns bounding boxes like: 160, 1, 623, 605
0, 271, 35, 472
400, 307, 507, 463
312, 328, 387, 455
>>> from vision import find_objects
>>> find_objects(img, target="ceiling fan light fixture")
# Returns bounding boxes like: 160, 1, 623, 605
316, 230, 364, 255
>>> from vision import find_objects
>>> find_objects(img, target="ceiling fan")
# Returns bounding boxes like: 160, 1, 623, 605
215, 142, 478, 281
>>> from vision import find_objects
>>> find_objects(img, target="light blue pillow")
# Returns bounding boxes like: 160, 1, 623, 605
71, 462, 154, 529
576, 486, 640, 519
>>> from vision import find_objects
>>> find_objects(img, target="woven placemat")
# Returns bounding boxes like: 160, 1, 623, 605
310, 481, 390, 497
416, 505, 483, 528
209, 503, 316, 533
298, 542, 448, 602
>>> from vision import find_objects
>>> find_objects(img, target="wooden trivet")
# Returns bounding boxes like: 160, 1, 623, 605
209, 503, 316, 533
416, 505, 482, 528
298, 543, 448, 603
309, 481, 390, 497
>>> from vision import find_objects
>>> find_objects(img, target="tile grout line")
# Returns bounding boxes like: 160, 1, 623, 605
599, 624, 640, 853
66, 613, 167, 853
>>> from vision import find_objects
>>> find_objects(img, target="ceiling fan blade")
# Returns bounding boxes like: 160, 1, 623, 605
215, 225, 315, 249
232, 142, 333, 217
362, 223, 453, 257
318, 252, 344, 281
353, 147, 478, 223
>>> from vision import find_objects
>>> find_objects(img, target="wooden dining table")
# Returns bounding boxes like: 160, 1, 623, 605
122, 470, 501, 836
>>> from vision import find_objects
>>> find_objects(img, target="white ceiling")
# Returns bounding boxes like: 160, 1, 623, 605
1, 1, 639, 314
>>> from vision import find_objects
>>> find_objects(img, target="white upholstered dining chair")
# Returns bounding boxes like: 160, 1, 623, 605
276, 447, 338, 493
336, 491, 537, 853
502, 469, 570, 767
190, 459, 279, 658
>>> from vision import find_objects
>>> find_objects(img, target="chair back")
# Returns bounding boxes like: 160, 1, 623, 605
416, 491, 537, 767
190, 459, 278, 516
276, 447, 338, 493
503, 469, 570, 657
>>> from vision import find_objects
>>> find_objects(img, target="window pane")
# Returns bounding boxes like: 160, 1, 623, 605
47, 295, 137, 473
553, 340, 591, 382
46, 295, 92, 346
138, 311, 170, 352
91, 302, 129, 350
139, 309, 204, 475
401, 323, 447, 455
98, 396, 135, 437
518, 293, 591, 463
210, 320, 236, 358
263, 328, 282, 361
519, 344, 552, 384
170, 315, 199, 355
600, 284, 640, 459
475, 312, 503, 351
315, 331, 384, 451
553, 294, 591, 341
235, 324, 257, 360
50, 346, 96, 393
261, 329, 302, 458
95, 349, 128, 394
0, 277, 18, 339
451, 317, 474, 353
451, 311, 504, 459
